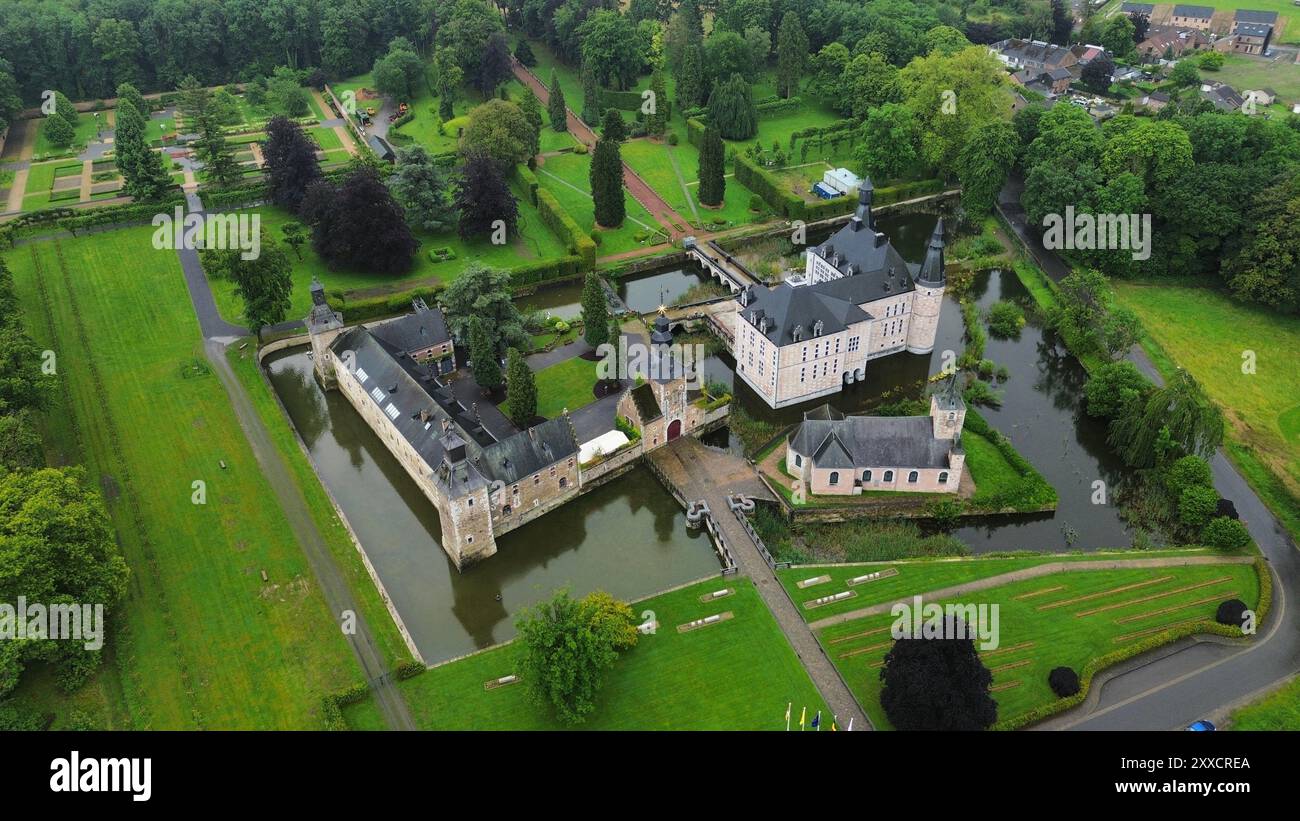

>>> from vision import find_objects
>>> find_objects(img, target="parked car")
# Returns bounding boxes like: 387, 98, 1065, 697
1186, 720, 1216, 731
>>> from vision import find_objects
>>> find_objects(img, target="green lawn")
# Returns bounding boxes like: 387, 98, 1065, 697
1112, 280, 1300, 538
5, 227, 406, 728
309, 125, 343, 151
534, 151, 668, 257
622, 137, 763, 231
343, 578, 831, 730
33, 112, 102, 157
1210, 53, 1300, 105
1229, 674, 1300, 729
804, 558, 1261, 728
209, 191, 568, 325
502, 354, 601, 420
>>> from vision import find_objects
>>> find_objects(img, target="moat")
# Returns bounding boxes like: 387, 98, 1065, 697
267, 211, 1134, 663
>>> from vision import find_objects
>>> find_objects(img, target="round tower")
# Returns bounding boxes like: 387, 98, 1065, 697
306, 276, 345, 389
906, 218, 946, 355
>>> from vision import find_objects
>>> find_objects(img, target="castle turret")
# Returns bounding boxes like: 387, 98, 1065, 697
853, 177, 874, 229
906, 218, 946, 355
930, 372, 966, 440
306, 277, 345, 388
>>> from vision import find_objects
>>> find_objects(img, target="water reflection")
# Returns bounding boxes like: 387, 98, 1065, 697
265, 348, 720, 663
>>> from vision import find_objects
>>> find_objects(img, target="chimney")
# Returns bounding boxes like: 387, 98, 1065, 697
853, 178, 874, 228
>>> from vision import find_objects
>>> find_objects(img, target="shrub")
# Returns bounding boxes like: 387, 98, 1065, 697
986, 301, 1025, 338
748, 194, 763, 211
1178, 484, 1219, 530
573, 143, 588, 155
1215, 598, 1248, 627
1048, 666, 1080, 697
666, 131, 678, 145
1202, 516, 1251, 550
1164, 454, 1213, 498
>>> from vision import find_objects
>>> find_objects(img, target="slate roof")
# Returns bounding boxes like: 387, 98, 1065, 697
369, 300, 451, 353
1119, 2, 1154, 13
1201, 83, 1245, 111
1234, 22, 1273, 38
1234, 10, 1278, 25
788, 413, 954, 470
628, 382, 662, 423
331, 324, 577, 498
1172, 4, 1214, 18
991, 39, 1077, 69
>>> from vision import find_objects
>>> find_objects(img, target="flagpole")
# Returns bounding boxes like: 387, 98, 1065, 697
785, 702, 791, 732
847, 717, 854, 732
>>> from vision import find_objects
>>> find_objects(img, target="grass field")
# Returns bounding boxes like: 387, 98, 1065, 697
33, 112, 102, 157
343, 577, 830, 730
798, 556, 1261, 728
1111, 280, 1300, 538
502, 354, 601, 420
622, 137, 762, 230
209, 191, 569, 324
1211, 53, 1300, 106
534, 151, 668, 257
1229, 674, 1300, 729
5, 227, 407, 728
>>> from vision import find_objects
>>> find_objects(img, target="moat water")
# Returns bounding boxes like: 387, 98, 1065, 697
267, 209, 1133, 661
265, 348, 720, 664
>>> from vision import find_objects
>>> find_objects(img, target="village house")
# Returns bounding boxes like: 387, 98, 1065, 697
784, 377, 967, 496
1012, 66, 1076, 96
1169, 4, 1215, 31
1229, 11, 1276, 54
989, 39, 1078, 73
731, 182, 947, 409
1137, 26, 1209, 59
1119, 2, 1154, 16
1200, 81, 1247, 112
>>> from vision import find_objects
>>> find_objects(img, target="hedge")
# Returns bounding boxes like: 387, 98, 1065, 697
685, 117, 706, 149
994, 557, 1271, 730
509, 254, 585, 286
755, 95, 803, 116
327, 283, 448, 322
319, 681, 372, 730
514, 163, 540, 206
733, 152, 804, 218
535, 187, 596, 268
733, 155, 947, 221
600, 88, 671, 120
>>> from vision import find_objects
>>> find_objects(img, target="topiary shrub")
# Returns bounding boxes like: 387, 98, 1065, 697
1203, 516, 1251, 550
1178, 484, 1220, 530
1048, 666, 1080, 697
1215, 598, 1248, 627
666, 131, 678, 145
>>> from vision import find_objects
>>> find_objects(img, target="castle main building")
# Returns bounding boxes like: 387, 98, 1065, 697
733, 181, 947, 409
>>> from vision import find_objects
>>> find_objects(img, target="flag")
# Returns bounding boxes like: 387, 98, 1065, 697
831, 722, 837, 731
847, 717, 854, 731
784, 702, 791, 731
812, 711, 821, 731
799, 706, 806, 731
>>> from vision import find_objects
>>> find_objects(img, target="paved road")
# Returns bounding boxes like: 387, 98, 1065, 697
997, 175, 1300, 729
650, 437, 868, 730
175, 192, 415, 730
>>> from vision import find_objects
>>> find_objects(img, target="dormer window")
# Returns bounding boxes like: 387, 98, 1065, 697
812, 320, 824, 337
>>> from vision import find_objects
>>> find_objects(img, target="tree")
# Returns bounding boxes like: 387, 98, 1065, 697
1085, 360, 1151, 419
899, 46, 1014, 178
92, 17, 141, 89
581, 273, 610, 348
1129, 12, 1150, 43
461, 99, 534, 168
578, 9, 643, 90
957, 120, 1019, 215
53, 90, 78, 129
437, 0, 506, 89
601, 108, 626, 143
519, 89, 543, 158
388, 146, 457, 234
515, 589, 637, 723
664, 3, 704, 76
773, 11, 809, 99
547, 70, 568, 132
437, 263, 529, 353
1178, 484, 1220, 530
432, 48, 464, 122
856, 103, 921, 181
1100, 14, 1137, 57
1051, 268, 1108, 355
505, 347, 537, 427
1168, 59, 1200, 88
280, 221, 306, 260
1050, 0, 1075, 45
0, 322, 54, 415
180, 76, 240, 188
589, 135, 625, 228
468, 316, 502, 391
454, 151, 519, 240
1102, 305, 1142, 359
373, 37, 425, 102
262, 116, 322, 213
475, 32, 513, 97
308, 167, 418, 275
1165, 455, 1214, 499
0, 410, 42, 470
1203, 517, 1251, 550
675, 43, 707, 112
844, 52, 902, 120
879, 615, 998, 731
514, 39, 537, 67
698, 126, 725, 207
42, 113, 75, 148
0, 466, 129, 696
707, 73, 757, 141
213, 228, 291, 339
581, 61, 600, 125
1081, 56, 1115, 95
1223, 174, 1300, 313
1109, 368, 1225, 468
267, 65, 309, 117
645, 70, 667, 137
810, 42, 851, 101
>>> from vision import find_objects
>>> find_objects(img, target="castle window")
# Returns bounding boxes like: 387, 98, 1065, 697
829, 471, 840, 485
863, 469, 872, 482
884, 470, 894, 482
355, 368, 368, 383
503, 504, 512, 515
468, 498, 473, 506
794, 454, 802, 467
939, 471, 949, 484
800, 367, 805, 383
467, 536, 473, 544
534, 474, 540, 485
908, 471, 919, 483
559, 477, 568, 489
